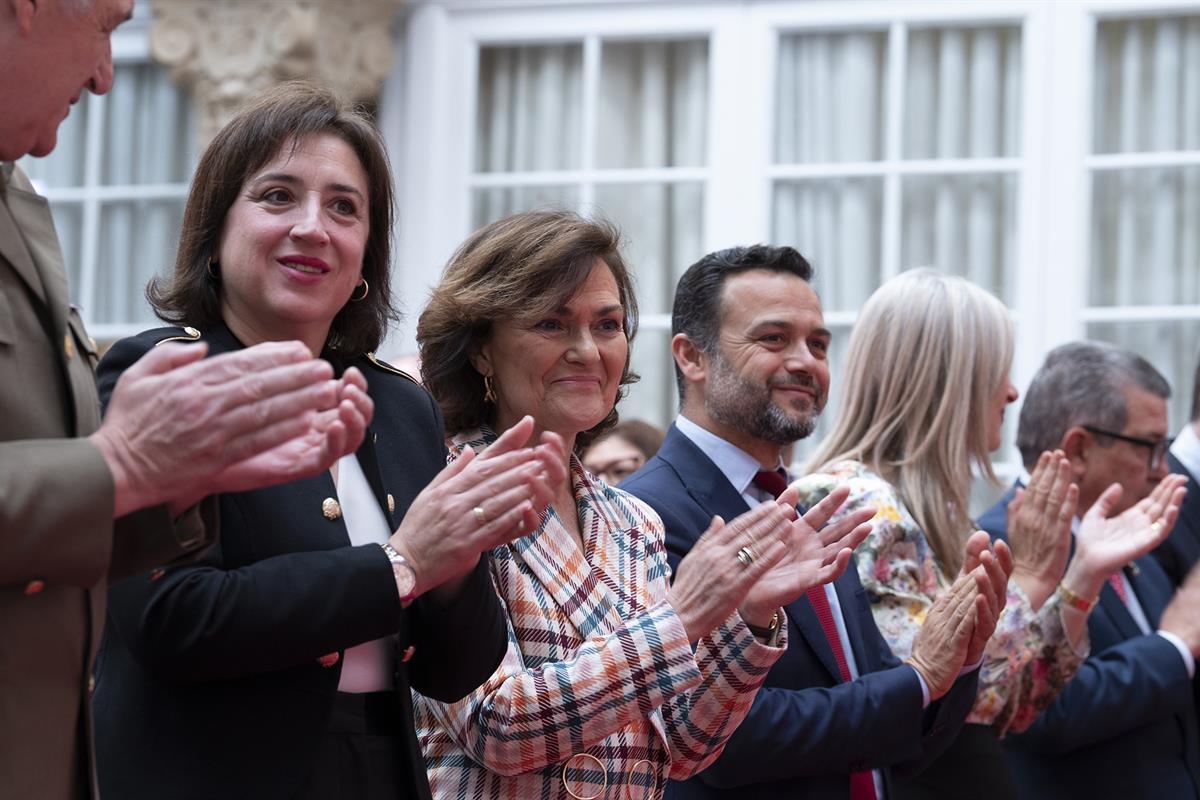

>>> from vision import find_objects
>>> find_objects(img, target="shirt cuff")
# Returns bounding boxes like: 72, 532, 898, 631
910, 664, 931, 709
1156, 630, 1196, 679
960, 655, 984, 676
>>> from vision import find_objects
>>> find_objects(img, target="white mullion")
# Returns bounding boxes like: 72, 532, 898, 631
1082, 304, 1200, 322
1086, 149, 1200, 170
467, 166, 709, 187
76, 90, 107, 328
767, 156, 1021, 180
881, 20, 906, 281
579, 34, 601, 210
40, 183, 190, 203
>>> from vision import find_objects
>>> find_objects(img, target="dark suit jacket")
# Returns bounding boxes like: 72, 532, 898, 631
1151, 452, 1200, 588
979, 488, 1200, 800
92, 325, 507, 800
0, 165, 213, 799
621, 424, 977, 800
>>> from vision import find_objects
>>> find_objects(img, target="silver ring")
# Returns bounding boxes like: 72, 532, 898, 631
473, 506, 487, 525
736, 546, 755, 566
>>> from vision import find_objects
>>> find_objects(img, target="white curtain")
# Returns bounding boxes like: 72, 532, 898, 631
773, 27, 1020, 309
473, 39, 708, 428
1090, 16, 1200, 429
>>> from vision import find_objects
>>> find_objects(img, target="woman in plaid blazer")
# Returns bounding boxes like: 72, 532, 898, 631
414, 211, 878, 799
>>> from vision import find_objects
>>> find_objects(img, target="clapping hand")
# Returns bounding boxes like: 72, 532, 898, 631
1007, 451, 1077, 609
738, 487, 875, 628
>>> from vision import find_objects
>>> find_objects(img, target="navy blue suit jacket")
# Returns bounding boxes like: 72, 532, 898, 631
979, 487, 1200, 800
1152, 452, 1200, 588
621, 424, 977, 800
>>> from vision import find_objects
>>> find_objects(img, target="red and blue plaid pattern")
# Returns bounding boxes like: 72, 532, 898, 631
413, 429, 785, 798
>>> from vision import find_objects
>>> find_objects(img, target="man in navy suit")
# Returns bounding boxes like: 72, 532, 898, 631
1154, 354, 1200, 587
978, 341, 1200, 799
622, 245, 986, 800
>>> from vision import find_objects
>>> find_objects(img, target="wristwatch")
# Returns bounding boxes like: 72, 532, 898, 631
380, 542, 418, 605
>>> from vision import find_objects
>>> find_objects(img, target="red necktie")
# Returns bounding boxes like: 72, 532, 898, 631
752, 469, 789, 498
1108, 572, 1128, 604
761, 468, 876, 800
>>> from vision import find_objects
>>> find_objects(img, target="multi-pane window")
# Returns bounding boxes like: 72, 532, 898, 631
470, 37, 710, 425
1086, 14, 1200, 430
771, 23, 1023, 464
19, 62, 193, 341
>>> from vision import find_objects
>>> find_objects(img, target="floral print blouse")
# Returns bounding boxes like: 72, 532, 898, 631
793, 460, 1088, 736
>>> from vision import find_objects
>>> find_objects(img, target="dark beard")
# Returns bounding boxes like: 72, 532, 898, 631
704, 354, 822, 445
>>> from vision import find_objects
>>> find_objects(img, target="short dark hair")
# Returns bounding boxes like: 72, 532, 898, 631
417, 210, 639, 451
147, 81, 398, 355
1017, 340, 1171, 468
670, 245, 814, 399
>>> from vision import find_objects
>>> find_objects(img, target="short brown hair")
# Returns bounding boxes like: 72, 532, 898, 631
417, 210, 639, 451
147, 81, 398, 355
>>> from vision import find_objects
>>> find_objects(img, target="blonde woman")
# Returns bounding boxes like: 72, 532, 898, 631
794, 269, 1182, 799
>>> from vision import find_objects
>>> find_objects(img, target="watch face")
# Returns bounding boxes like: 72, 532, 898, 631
392, 561, 417, 599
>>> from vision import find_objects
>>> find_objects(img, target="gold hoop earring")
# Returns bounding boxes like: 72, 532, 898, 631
207, 260, 219, 279
483, 375, 497, 404
350, 278, 369, 302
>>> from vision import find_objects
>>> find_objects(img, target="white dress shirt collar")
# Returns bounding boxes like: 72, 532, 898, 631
674, 415, 782, 497
1170, 422, 1200, 481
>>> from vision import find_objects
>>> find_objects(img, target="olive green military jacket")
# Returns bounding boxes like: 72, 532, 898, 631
0, 163, 214, 799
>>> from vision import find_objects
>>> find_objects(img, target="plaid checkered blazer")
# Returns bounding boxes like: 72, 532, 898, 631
413, 429, 786, 799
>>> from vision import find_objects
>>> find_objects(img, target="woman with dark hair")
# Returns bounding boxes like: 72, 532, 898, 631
413, 209, 880, 799
91, 83, 564, 800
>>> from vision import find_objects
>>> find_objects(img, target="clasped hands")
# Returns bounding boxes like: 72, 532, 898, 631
667, 486, 875, 645
388, 416, 567, 601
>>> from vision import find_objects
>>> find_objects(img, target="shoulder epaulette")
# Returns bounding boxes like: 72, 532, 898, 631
153, 326, 202, 346
365, 352, 419, 385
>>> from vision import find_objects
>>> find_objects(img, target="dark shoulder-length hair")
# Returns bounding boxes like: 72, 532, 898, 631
417, 210, 640, 451
147, 81, 397, 355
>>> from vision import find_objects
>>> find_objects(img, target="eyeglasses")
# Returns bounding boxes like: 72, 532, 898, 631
1081, 425, 1173, 470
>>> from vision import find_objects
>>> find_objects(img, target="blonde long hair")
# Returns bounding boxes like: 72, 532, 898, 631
806, 269, 1013, 575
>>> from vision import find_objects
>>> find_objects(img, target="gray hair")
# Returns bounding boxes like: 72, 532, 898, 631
1016, 341, 1170, 468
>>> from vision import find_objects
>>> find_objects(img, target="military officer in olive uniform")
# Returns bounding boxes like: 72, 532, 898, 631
0, 2, 371, 797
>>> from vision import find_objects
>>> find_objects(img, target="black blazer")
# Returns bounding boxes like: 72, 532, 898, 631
1151, 452, 1200, 588
91, 325, 507, 800
620, 424, 977, 800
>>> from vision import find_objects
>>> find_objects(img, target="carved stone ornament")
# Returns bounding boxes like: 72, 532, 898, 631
149, 0, 404, 146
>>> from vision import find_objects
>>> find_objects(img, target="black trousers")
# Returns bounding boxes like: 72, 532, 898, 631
295, 691, 415, 800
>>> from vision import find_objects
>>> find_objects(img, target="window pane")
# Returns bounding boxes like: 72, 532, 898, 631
476, 44, 583, 173
1090, 166, 1200, 306
18, 101, 89, 188
901, 173, 1017, 303
470, 185, 580, 229
775, 31, 887, 164
772, 178, 883, 312
93, 199, 185, 325
1093, 16, 1200, 154
597, 39, 708, 169
1088, 319, 1200, 430
50, 203, 84, 301
592, 182, 704, 315
905, 26, 1022, 159
102, 63, 195, 185
623, 327, 675, 433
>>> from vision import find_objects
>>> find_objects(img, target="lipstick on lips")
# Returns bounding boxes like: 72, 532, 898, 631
277, 255, 330, 281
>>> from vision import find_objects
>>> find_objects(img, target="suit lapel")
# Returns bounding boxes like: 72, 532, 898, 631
1097, 575, 1145, 641
6, 181, 69, 341
507, 461, 627, 642
0, 182, 49, 307
659, 426, 846, 682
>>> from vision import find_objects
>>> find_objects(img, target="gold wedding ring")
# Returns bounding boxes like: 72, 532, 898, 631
736, 545, 756, 566
1151, 520, 1164, 533
473, 506, 487, 525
